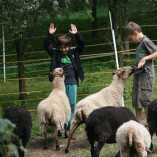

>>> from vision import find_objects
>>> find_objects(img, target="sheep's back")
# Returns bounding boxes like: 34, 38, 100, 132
3, 107, 32, 141
76, 86, 122, 111
116, 120, 151, 150
147, 99, 157, 119
37, 90, 70, 126
86, 106, 136, 143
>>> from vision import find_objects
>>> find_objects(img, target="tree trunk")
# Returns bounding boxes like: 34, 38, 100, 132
117, 30, 124, 67
70, 0, 78, 11
92, 0, 97, 37
14, 38, 27, 102
58, 0, 65, 7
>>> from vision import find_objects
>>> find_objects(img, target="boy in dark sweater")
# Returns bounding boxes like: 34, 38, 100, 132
44, 23, 85, 129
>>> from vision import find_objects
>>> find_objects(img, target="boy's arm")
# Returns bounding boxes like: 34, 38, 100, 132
138, 51, 157, 68
75, 32, 85, 53
69, 24, 85, 54
138, 39, 157, 68
44, 23, 57, 57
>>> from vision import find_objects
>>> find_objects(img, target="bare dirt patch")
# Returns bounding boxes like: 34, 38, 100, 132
25, 133, 89, 157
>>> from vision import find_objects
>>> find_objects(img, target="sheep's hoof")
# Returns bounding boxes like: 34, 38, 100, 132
43, 146, 48, 150
65, 149, 69, 153
150, 142, 153, 150
115, 151, 120, 157
56, 145, 60, 150
64, 134, 68, 139
58, 130, 62, 137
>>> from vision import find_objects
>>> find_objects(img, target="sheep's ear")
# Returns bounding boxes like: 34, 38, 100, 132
62, 71, 66, 76
112, 71, 115, 75
48, 72, 54, 77
117, 69, 125, 77
61, 71, 66, 77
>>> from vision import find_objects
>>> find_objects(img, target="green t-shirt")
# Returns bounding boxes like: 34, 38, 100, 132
61, 55, 71, 64
60, 55, 77, 85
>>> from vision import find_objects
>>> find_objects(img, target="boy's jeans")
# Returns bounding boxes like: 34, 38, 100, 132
65, 84, 77, 129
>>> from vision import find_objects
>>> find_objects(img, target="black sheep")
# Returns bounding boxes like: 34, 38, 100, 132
147, 99, 157, 150
3, 107, 32, 157
85, 106, 137, 157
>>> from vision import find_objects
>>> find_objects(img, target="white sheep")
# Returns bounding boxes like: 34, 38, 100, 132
116, 120, 151, 157
37, 67, 71, 150
65, 66, 133, 153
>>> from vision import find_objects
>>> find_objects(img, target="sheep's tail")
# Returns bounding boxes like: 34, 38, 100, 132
128, 132, 132, 146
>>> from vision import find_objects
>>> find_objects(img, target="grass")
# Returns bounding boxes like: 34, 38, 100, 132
1, 5, 157, 156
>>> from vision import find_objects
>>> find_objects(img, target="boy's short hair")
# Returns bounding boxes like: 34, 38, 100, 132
124, 22, 142, 37
57, 35, 71, 47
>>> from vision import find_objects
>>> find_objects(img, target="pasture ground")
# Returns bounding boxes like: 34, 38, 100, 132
25, 131, 157, 157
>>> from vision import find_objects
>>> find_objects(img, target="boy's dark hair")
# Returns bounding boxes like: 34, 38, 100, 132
124, 22, 142, 37
57, 35, 71, 47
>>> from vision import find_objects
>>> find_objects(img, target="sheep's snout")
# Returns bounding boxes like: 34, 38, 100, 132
125, 66, 134, 76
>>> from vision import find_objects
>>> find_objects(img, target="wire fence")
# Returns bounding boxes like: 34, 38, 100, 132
0, 25, 157, 112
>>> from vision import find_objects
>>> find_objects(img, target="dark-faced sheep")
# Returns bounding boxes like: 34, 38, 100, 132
65, 66, 133, 153
85, 106, 137, 157
37, 67, 71, 150
3, 107, 32, 157
116, 120, 151, 157
147, 99, 157, 150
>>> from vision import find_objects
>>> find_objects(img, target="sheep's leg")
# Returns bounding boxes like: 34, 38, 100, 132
121, 150, 130, 157
14, 139, 24, 157
19, 137, 28, 157
115, 151, 120, 157
54, 129, 60, 150
65, 122, 79, 153
89, 138, 95, 157
93, 141, 105, 157
134, 139, 145, 157
64, 123, 68, 138
43, 128, 48, 149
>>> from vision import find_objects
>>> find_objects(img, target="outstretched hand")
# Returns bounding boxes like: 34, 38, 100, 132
138, 57, 146, 69
69, 24, 78, 34
49, 23, 56, 34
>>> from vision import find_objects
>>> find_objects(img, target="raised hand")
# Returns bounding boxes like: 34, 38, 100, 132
49, 23, 56, 34
69, 24, 78, 34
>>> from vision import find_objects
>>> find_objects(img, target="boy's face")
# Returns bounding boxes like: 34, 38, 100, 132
59, 45, 70, 55
127, 31, 140, 43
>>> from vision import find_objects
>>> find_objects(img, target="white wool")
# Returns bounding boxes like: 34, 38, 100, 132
37, 68, 71, 131
116, 120, 151, 157
72, 66, 133, 124
65, 66, 133, 152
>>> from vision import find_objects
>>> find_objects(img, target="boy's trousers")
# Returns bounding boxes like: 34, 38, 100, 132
65, 84, 77, 128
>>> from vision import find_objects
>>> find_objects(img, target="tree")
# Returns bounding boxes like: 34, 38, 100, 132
92, 0, 98, 36
0, 0, 46, 102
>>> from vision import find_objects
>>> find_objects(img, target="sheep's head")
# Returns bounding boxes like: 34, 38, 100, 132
112, 66, 133, 80
50, 67, 65, 78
